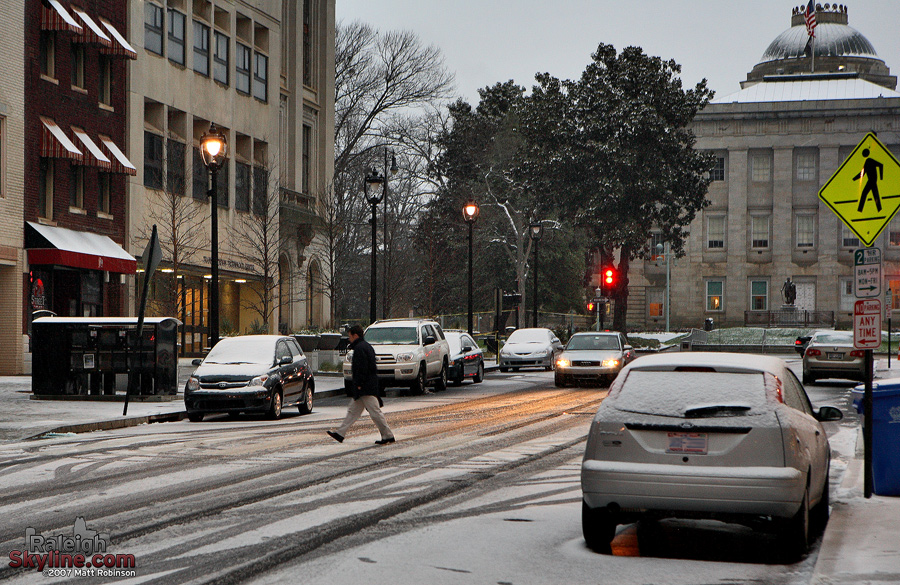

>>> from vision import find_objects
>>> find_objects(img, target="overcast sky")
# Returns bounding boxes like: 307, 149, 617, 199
336, 0, 900, 104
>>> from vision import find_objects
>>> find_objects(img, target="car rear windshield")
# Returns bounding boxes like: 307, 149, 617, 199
445, 334, 463, 354
567, 335, 619, 351
613, 370, 768, 417
366, 326, 418, 345
813, 332, 853, 344
204, 338, 274, 365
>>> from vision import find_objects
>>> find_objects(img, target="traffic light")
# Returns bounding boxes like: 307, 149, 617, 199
601, 267, 616, 294
586, 300, 595, 312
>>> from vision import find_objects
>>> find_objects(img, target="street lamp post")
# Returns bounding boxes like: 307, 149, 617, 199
200, 123, 227, 349
381, 150, 398, 320
463, 198, 480, 334
656, 242, 671, 332
364, 168, 385, 324
529, 221, 543, 328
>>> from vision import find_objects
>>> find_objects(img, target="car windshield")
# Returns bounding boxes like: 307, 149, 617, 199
506, 329, 547, 344
567, 335, 619, 351
813, 332, 853, 344
365, 326, 418, 345
613, 371, 767, 417
204, 338, 274, 365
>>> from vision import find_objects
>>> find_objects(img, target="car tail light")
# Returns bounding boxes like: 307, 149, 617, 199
795, 339, 802, 345
764, 373, 784, 403
806, 349, 821, 356
850, 350, 865, 357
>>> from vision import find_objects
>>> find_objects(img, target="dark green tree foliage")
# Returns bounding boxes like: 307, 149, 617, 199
520, 44, 715, 330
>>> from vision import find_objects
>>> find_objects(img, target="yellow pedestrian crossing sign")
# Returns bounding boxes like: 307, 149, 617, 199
819, 132, 900, 247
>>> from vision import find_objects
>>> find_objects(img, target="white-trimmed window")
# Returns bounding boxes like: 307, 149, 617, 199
98, 173, 111, 215
710, 155, 725, 181
839, 278, 854, 312
39, 158, 54, 219
145, 3, 164, 56
69, 166, 84, 209
750, 281, 768, 311
706, 280, 723, 312
40, 31, 55, 78
70, 44, 84, 89
751, 153, 771, 182
648, 289, 664, 318
99, 56, 112, 106
796, 152, 817, 181
751, 215, 769, 249
797, 214, 816, 248
842, 224, 860, 248
707, 215, 725, 249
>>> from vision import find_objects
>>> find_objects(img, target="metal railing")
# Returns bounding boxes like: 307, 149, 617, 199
744, 310, 835, 328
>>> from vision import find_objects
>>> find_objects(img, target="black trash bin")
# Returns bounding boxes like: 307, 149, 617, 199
704, 318, 714, 332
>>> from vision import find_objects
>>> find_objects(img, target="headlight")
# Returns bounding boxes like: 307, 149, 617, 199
397, 352, 414, 362
186, 377, 199, 391
602, 359, 620, 368
557, 358, 570, 369
500, 348, 511, 357
344, 350, 354, 363
248, 374, 269, 387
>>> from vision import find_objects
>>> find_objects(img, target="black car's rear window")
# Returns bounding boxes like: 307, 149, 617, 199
612, 370, 767, 417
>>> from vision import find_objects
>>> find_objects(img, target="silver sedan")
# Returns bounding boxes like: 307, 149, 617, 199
802, 330, 866, 384
555, 331, 634, 386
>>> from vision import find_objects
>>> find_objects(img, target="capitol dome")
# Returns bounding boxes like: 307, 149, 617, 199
742, 4, 896, 90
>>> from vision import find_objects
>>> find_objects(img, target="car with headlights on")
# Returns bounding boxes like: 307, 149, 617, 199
185, 335, 314, 422
555, 331, 634, 386
499, 328, 563, 371
444, 330, 484, 385
581, 352, 843, 559
802, 330, 866, 384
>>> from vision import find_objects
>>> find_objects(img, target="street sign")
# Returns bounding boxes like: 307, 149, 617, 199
854, 247, 882, 298
854, 299, 882, 349
819, 133, 900, 247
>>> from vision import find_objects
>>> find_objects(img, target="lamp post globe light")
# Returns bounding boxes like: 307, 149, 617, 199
200, 123, 227, 349
462, 198, 480, 334
529, 221, 543, 328
364, 168, 385, 324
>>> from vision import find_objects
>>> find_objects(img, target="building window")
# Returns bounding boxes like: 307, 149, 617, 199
193, 147, 207, 201
706, 280, 723, 312
70, 44, 84, 89
707, 215, 725, 249
99, 56, 112, 106
69, 166, 84, 209
253, 53, 268, 101
193, 21, 210, 76
235, 162, 251, 211
751, 153, 771, 182
167, 139, 185, 196
39, 158, 54, 219
648, 289, 663, 318
890, 219, 900, 247
98, 173, 111, 215
796, 152, 817, 181
253, 166, 268, 215
144, 131, 164, 190
842, 224, 860, 248
0, 117, 4, 198
236, 43, 251, 94
302, 0, 312, 87
213, 31, 229, 85
168, 9, 186, 65
839, 278, 854, 312
797, 215, 815, 248
750, 281, 768, 311
710, 155, 725, 181
751, 215, 769, 249
145, 3, 164, 56
302, 124, 311, 194
40, 31, 55, 78
216, 159, 229, 208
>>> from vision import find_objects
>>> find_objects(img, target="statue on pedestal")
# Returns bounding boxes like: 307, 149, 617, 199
781, 277, 797, 306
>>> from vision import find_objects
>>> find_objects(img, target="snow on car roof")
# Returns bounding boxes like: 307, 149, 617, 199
625, 352, 788, 375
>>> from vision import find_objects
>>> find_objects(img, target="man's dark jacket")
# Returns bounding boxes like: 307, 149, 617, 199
347, 337, 379, 399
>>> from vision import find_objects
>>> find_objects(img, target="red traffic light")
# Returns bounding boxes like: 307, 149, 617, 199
603, 268, 615, 286
587, 300, 595, 312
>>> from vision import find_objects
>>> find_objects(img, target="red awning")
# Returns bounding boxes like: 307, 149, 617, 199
40, 117, 82, 160
41, 0, 83, 33
98, 135, 137, 175
71, 6, 114, 49
99, 19, 137, 59
26, 222, 136, 274
72, 128, 112, 170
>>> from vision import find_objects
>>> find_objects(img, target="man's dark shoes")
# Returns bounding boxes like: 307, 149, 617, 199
327, 431, 344, 443
375, 437, 395, 445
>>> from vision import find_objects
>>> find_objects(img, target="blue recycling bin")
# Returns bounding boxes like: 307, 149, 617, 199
851, 379, 900, 496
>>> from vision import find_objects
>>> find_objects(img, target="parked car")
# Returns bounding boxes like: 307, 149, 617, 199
343, 319, 451, 394
794, 334, 813, 355
581, 352, 843, 559
185, 335, 315, 422
499, 328, 563, 372
555, 331, 634, 387
802, 330, 866, 384
444, 330, 485, 385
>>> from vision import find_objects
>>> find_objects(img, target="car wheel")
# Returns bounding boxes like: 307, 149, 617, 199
452, 373, 464, 386
267, 390, 283, 420
499, 367, 509, 373
802, 370, 816, 385
512, 367, 520, 372
434, 361, 448, 392
811, 474, 830, 535
782, 485, 810, 561
473, 362, 484, 384
411, 364, 427, 395
187, 412, 204, 422
298, 382, 314, 415
582, 501, 617, 553
554, 373, 566, 387
227, 412, 241, 420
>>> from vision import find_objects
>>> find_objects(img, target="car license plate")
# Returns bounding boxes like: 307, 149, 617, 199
667, 432, 708, 454
827, 352, 843, 360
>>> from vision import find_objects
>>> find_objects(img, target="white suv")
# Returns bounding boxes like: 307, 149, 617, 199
343, 319, 451, 394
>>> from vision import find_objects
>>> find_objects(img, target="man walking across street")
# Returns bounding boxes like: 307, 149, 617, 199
328, 325, 395, 445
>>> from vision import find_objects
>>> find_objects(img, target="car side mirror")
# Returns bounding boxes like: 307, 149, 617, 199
424, 335, 436, 345
279, 355, 293, 366
815, 406, 844, 422
191, 358, 202, 366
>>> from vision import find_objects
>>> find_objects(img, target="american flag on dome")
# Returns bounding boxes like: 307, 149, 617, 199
805, 0, 817, 38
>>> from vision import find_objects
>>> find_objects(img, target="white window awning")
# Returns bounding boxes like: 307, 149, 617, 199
71, 6, 113, 48
40, 117, 82, 160
72, 128, 112, 170
41, 0, 83, 34
100, 19, 137, 59
99, 135, 137, 176
26, 222, 136, 275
